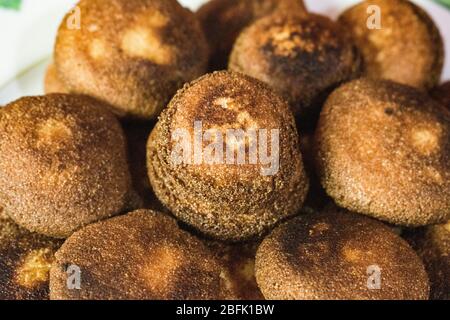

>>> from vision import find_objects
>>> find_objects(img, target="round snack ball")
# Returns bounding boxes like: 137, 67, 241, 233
404, 222, 449, 300
206, 241, 264, 300
197, 0, 307, 71
339, 0, 444, 90
229, 13, 361, 119
0, 94, 132, 238
255, 206, 430, 300
0, 208, 63, 300
44, 64, 68, 94
316, 78, 450, 227
54, 0, 209, 120
431, 81, 450, 110
50, 210, 223, 300
147, 71, 309, 242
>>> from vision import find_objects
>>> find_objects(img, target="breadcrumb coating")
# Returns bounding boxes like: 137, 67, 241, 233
147, 71, 309, 242
315, 78, 450, 227
0, 94, 132, 238
339, 0, 444, 89
50, 210, 223, 300
55, 0, 209, 120
229, 13, 361, 119
256, 206, 430, 300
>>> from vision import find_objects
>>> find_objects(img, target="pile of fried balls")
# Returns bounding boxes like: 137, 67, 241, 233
0, 0, 449, 300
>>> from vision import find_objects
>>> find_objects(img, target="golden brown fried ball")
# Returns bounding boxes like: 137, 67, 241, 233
432, 81, 450, 110
147, 71, 309, 242
255, 206, 430, 300
50, 210, 223, 300
54, 0, 209, 120
339, 0, 444, 90
315, 78, 450, 227
0, 94, 132, 238
44, 63, 68, 94
404, 222, 449, 300
229, 13, 361, 119
197, 0, 307, 71
206, 241, 264, 300
0, 208, 63, 300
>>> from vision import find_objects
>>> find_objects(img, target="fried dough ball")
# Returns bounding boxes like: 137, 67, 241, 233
229, 13, 361, 119
404, 222, 449, 300
255, 206, 430, 300
54, 0, 209, 120
432, 81, 450, 110
0, 208, 63, 300
44, 64, 68, 94
0, 94, 132, 238
50, 210, 223, 300
206, 241, 264, 300
147, 71, 309, 242
339, 0, 444, 89
197, 0, 307, 70
315, 78, 450, 227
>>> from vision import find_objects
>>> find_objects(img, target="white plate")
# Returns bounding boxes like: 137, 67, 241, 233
0, 0, 449, 105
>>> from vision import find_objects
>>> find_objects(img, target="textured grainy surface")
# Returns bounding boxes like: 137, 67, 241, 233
55, 0, 208, 120
147, 71, 309, 242
255, 206, 430, 300
206, 241, 264, 300
44, 63, 67, 95
0, 94, 132, 238
50, 210, 223, 300
339, 0, 444, 90
229, 13, 361, 119
196, 0, 307, 71
0, 208, 63, 300
316, 79, 450, 227
404, 222, 450, 300
432, 81, 450, 110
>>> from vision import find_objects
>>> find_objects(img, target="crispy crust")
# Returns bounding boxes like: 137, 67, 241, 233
229, 13, 361, 118
55, 0, 209, 120
0, 209, 63, 300
0, 94, 132, 238
256, 206, 430, 300
315, 78, 450, 226
339, 0, 444, 90
49, 210, 222, 300
197, 0, 307, 71
147, 71, 309, 242
404, 222, 450, 300
432, 81, 450, 110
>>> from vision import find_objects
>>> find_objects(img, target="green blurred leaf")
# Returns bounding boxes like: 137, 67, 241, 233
435, 0, 450, 9
0, 0, 22, 10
